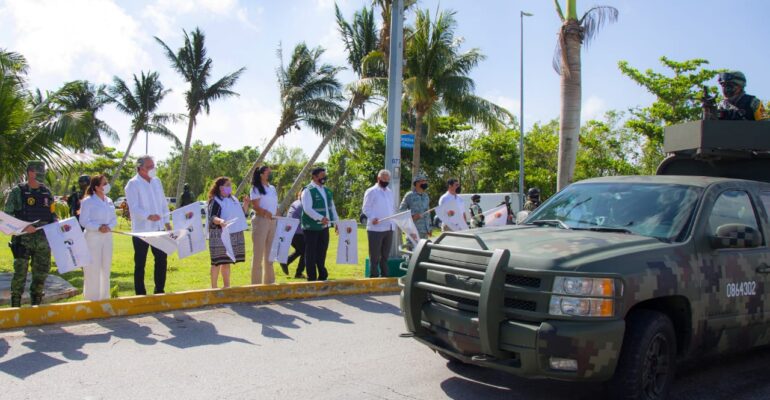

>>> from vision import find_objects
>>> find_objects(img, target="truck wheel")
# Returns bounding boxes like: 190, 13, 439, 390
606, 310, 676, 400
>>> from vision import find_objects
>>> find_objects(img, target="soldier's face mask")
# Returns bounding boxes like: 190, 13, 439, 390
720, 82, 741, 98
29, 166, 46, 183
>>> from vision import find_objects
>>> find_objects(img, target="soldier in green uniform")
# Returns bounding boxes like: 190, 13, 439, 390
67, 174, 90, 219
717, 71, 766, 121
469, 194, 485, 228
399, 175, 432, 243
523, 188, 541, 212
5, 161, 59, 307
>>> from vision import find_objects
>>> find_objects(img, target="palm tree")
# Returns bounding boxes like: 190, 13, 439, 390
403, 9, 513, 175
155, 27, 246, 201
50, 80, 118, 152
0, 50, 81, 192
553, 0, 617, 189
371, 0, 417, 62
235, 43, 343, 196
105, 71, 183, 177
276, 4, 381, 214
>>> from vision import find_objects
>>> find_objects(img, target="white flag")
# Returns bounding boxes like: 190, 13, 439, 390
0, 211, 36, 235
435, 201, 468, 232
42, 217, 91, 273
172, 203, 206, 259
336, 219, 358, 265
482, 204, 509, 227
390, 211, 421, 247
516, 211, 530, 225
121, 231, 180, 255
221, 219, 237, 263
269, 217, 299, 263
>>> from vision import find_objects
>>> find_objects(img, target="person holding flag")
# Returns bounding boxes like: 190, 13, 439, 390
362, 170, 395, 278
399, 174, 432, 244
78, 174, 117, 300
301, 167, 338, 281
438, 178, 467, 231
207, 177, 247, 289
4, 161, 59, 307
249, 166, 279, 285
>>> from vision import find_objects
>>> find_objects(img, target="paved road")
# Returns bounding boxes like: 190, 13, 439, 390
1, 294, 770, 399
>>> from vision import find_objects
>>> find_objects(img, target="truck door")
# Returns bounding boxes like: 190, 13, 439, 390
703, 189, 768, 351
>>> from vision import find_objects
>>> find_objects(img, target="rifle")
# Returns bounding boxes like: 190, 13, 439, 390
701, 86, 718, 120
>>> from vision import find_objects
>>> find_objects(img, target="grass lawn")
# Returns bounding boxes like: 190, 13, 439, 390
0, 217, 375, 304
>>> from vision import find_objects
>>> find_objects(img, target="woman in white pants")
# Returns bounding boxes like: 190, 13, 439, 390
79, 174, 117, 300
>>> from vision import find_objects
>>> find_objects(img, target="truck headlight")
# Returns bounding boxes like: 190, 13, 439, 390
549, 296, 614, 317
549, 277, 618, 317
553, 277, 615, 296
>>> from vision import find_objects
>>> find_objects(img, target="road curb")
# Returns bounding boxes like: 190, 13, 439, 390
0, 278, 400, 330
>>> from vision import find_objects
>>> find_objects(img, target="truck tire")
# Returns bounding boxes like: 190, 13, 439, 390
605, 310, 677, 400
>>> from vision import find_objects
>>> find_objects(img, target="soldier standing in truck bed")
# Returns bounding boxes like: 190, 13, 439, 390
717, 71, 766, 121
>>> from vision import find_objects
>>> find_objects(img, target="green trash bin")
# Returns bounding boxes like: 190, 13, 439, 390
365, 257, 406, 278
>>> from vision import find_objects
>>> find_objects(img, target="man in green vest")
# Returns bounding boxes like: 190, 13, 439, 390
300, 167, 338, 281
5, 161, 60, 307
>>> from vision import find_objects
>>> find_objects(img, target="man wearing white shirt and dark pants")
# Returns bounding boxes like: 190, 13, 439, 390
124, 156, 171, 295
362, 170, 394, 278
301, 167, 338, 281
439, 178, 467, 231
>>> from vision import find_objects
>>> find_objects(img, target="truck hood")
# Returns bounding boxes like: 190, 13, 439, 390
432, 225, 669, 271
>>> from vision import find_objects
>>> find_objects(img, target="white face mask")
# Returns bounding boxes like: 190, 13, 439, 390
147, 168, 157, 178
102, 184, 111, 195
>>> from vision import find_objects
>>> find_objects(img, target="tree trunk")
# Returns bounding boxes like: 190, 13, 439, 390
175, 114, 196, 202
276, 103, 354, 215
235, 125, 285, 197
557, 21, 582, 190
112, 128, 140, 178
412, 111, 423, 176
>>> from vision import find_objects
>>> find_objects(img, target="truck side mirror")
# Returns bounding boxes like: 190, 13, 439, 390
709, 224, 762, 249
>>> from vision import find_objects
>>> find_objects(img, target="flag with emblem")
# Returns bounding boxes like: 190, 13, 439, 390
41, 217, 91, 273
389, 211, 421, 247
172, 202, 206, 259
335, 219, 358, 265
269, 217, 299, 263
0, 211, 36, 235
482, 204, 509, 227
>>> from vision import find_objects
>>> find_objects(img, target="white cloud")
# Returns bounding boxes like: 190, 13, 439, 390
142, 0, 260, 37
581, 95, 607, 121
315, 0, 350, 10
318, 25, 347, 65
4, 0, 148, 79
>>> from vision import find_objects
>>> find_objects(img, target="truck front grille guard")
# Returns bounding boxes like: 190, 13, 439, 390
402, 233, 511, 359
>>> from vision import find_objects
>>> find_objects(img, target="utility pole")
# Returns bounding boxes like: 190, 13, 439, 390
519, 11, 533, 209
384, 0, 404, 258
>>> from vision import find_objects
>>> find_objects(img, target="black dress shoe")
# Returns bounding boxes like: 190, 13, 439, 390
280, 263, 289, 275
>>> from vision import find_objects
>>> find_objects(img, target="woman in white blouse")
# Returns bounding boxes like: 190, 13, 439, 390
250, 166, 278, 284
79, 174, 117, 301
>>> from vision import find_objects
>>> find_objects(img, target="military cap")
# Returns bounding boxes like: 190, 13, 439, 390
78, 174, 91, 184
718, 71, 747, 87
26, 160, 45, 172
412, 174, 428, 184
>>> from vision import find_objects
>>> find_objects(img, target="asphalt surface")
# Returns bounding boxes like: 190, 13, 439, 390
1, 294, 770, 399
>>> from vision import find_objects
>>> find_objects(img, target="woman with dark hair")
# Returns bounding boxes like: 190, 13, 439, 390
79, 174, 117, 300
249, 166, 278, 284
207, 177, 247, 288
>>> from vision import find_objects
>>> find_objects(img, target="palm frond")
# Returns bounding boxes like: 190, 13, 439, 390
580, 6, 619, 45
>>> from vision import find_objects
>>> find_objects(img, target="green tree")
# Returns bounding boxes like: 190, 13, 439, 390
462, 129, 520, 193
155, 27, 246, 201
403, 9, 512, 175
105, 71, 182, 177
236, 43, 343, 196
618, 57, 719, 173
277, 4, 382, 214
523, 119, 560, 199
50, 80, 118, 152
574, 110, 642, 181
553, 0, 617, 189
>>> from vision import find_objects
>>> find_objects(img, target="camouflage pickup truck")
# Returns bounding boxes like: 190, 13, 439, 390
399, 121, 770, 400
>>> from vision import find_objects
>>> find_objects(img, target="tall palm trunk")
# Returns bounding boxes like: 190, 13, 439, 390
277, 101, 355, 215
175, 114, 196, 201
557, 20, 582, 190
235, 125, 285, 196
113, 128, 140, 178
412, 111, 424, 176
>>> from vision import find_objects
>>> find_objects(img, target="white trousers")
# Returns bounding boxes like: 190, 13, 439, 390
84, 231, 113, 301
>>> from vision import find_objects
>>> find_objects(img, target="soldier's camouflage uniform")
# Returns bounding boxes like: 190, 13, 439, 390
5, 182, 56, 306
469, 202, 484, 228
399, 190, 431, 240
522, 199, 540, 212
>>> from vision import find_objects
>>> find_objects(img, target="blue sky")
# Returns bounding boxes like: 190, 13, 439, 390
1, 0, 768, 162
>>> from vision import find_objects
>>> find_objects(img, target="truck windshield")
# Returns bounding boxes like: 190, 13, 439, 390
526, 183, 702, 242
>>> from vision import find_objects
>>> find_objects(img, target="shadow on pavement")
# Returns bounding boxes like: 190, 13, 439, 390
281, 301, 354, 324
154, 312, 253, 349
0, 338, 7, 359
96, 319, 158, 346
335, 295, 402, 316
230, 304, 311, 340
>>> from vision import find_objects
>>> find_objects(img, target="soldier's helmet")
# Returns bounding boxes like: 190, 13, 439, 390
527, 188, 540, 198
412, 174, 427, 184
718, 71, 747, 87
78, 175, 91, 185
26, 160, 45, 174
471, 194, 481, 202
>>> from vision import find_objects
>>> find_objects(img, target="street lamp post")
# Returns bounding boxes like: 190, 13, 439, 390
385, 0, 404, 257
519, 11, 533, 210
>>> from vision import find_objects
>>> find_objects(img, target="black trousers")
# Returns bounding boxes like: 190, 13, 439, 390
287, 234, 306, 276
304, 228, 329, 281
132, 236, 168, 295
367, 230, 393, 277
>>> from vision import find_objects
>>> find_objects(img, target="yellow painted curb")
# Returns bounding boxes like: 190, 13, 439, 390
0, 278, 400, 330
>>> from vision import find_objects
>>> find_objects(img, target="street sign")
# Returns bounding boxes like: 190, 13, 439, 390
401, 133, 414, 149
